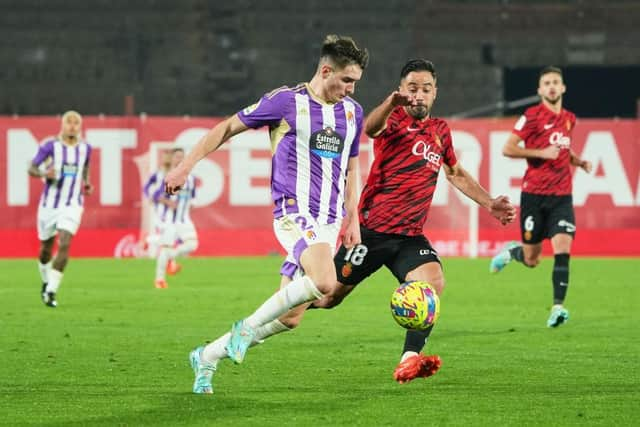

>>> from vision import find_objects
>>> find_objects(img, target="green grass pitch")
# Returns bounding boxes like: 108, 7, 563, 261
1, 257, 638, 426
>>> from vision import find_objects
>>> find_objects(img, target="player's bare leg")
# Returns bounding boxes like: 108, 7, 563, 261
394, 262, 444, 383
44, 230, 74, 307
225, 243, 336, 363
547, 233, 572, 327
311, 282, 356, 309
491, 241, 542, 272
167, 237, 198, 276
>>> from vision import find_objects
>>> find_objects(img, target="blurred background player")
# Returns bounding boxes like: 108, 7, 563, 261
152, 148, 199, 289
28, 110, 93, 307
142, 149, 172, 258
490, 66, 592, 327
165, 34, 368, 394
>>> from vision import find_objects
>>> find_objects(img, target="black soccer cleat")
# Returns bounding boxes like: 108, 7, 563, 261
42, 287, 57, 308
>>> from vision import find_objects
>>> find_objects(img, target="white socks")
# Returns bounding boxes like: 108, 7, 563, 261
401, 351, 419, 363
244, 276, 323, 329
201, 319, 291, 364
155, 247, 171, 280
199, 276, 321, 365
46, 269, 63, 293
155, 240, 198, 280
38, 261, 51, 283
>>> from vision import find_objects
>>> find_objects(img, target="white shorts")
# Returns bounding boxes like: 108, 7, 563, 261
37, 205, 84, 241
273, 213, 342, 278
158, 220, 198, 246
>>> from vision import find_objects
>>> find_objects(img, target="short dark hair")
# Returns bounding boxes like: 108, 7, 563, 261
400, 59, 437, 81
539, 65, 563, 79
321, 34, 369, 70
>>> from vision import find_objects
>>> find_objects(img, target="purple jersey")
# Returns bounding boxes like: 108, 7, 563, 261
237, 83, 364, 225
153, 174, 196, 224
31, 138, 92, 209
143, 169, 167, 205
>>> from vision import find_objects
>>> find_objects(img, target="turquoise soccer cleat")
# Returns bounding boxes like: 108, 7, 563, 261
547, 305, 570, 328
225, 320, 256, 364
189, 346, 216, 394
490, 241, 520, 273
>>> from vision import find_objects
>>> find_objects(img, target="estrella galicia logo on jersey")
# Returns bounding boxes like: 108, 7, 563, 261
310, 127, 344, 159
62, 163, 78, 177
242, 99, 262, 115
178, 187, 191, 199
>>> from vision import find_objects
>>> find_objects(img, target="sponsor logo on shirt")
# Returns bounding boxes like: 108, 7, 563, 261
549, 131, 571, 149
62, 163, 78, 177
412, 140, 441, 168
310, 127, 345, 159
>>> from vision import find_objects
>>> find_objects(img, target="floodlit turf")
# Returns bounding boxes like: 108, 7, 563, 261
1, 257, 638, 426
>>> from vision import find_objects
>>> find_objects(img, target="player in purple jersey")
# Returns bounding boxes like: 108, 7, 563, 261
153, 148, 199, 289
28, 111, 93, 308
142, 149, 172, 258
164, 34, 369, 394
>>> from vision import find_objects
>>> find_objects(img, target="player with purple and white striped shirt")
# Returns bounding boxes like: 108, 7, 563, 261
164, 35, 369, 394
142, 150, 172, 258
152, 148, 199, 289
28, 110, 93, 308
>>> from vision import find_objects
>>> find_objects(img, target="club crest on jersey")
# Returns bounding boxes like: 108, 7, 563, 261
412, 140, 441, 169
310, 127, 345, 159
346, 111, 355, 124
342, 262, 353, 278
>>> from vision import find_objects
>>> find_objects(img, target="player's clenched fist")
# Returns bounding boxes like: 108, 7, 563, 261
165, 166, 188, 194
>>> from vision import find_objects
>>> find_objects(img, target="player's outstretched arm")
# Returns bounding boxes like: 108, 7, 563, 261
444, 163, 516, 225
364, 91, 412, 138
165, 115, 248, 194
570, 149, 592, 173
502, 133, 560, 160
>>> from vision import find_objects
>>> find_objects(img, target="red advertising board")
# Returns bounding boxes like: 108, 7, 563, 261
1, 116, 639, 257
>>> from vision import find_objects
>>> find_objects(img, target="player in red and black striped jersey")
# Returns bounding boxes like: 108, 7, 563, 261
310, 59, 515, 383
358, 107, 457, 235
490, 66, 592, 328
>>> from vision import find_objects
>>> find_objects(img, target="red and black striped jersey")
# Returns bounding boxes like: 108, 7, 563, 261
359, 106, 457, 236
513, 103, 577, 195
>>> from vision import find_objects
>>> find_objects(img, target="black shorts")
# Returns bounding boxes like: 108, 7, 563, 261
520, 192, 576, 244
334, 226, 441, 286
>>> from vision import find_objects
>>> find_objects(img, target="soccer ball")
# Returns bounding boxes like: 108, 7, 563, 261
390, 281, 440, 330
